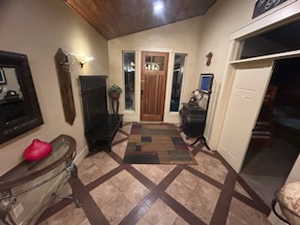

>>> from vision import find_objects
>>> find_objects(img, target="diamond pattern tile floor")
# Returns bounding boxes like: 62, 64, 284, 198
39, 204, 90, 225
132, 164, 175, 184
191, 151, 228, 184
226, 198, 272, 225
166, 170, 198, 205
185, 178, 221, 224
90, 171, 150, 225
112, 125, 132, 159
167, 169, 221, 224
136, 199, 184, 225
234, 181, 252, 199
78, 152, 119, 185
109, 171, 150, 205
39, 124, 272, 225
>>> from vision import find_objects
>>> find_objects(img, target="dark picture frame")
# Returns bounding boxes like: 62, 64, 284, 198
0, 51, 43, 144
0, 67, 7, 85
252, 0, 288, 18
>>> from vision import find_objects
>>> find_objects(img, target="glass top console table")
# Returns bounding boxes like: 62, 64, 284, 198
0, 135, 77, 225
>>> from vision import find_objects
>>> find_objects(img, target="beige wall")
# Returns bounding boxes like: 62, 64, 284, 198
108, 17, 203, 122
107, 0, 256, 125
0, 0, 108, 175
196, 0, 255, 144
203, 1, 300, 224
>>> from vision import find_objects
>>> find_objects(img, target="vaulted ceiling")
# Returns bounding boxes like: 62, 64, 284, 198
64, 0, 217, 39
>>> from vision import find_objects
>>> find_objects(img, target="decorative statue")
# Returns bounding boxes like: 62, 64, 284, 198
188, 89, 203, 106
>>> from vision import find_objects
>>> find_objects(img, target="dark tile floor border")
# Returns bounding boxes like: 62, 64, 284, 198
112, 137, 129, 147
185, 166, 224, 189
69, 177, 110, 225
236, 175, 271, 215
121, 163, 207, 225
37, 198, 73, 224
160, 192, 206, 225
38, 124, 271, 225
215, 152, 270, 215
125, 165, 157, 190
118, 129, 130, 137
209, 169, 237, 225
118, 192, 158, 225
86, 165, 125, 191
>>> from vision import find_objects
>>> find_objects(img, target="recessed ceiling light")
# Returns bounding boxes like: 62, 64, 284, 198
153, 1, 164, 14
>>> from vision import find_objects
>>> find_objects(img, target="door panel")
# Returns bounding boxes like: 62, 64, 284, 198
219, 62, 274, 171
141, 52, 169, 121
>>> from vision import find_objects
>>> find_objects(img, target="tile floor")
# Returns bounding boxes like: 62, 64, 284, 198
38, 123, 273, 225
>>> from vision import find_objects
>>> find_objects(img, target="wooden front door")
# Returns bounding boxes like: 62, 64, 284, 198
141, 51, 169, 121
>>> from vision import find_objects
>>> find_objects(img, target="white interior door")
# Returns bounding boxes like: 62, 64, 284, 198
218, 62, 274, 172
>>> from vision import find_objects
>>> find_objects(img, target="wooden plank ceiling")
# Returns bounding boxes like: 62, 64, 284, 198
64, 0, 217, 39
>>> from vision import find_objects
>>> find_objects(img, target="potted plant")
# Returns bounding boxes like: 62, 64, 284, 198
108, 84, 122, 100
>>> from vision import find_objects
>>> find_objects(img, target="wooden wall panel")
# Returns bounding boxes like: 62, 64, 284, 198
64, 0, 217, 39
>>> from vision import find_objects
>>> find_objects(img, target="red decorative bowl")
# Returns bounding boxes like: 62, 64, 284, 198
23, 139, 52, 162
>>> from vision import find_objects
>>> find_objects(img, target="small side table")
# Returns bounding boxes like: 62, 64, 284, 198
0, 135, 78, 225
179, 103, 210, 149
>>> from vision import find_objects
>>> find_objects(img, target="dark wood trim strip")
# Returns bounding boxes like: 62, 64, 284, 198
108, 150, 123, 164
232, 191, 270, 214
86, 165, 125, 191
119, 192, 159, 225
120, 165, 205, 225
215, 152, 270, 215
125, 165, 157, 190
112, 137, 128, 146
160, 192, 206, 225
232, 191, 252, 202
68, 176, 110, 225
119, 166, 184, 225
209, 171, 237, 225
118, 129, 130, 137
236, 175, 270, 215
37, 198, 73, 223
156, 166, 183, 191
185, 166, 224, 189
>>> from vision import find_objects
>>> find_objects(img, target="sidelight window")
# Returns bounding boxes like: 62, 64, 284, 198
170, 53, 186, 112
123, 51, 135, 111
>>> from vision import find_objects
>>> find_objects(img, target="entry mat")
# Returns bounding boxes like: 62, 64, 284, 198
123, 123, 197, 165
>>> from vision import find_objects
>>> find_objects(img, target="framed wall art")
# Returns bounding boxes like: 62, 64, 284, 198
253, 0, 288, 18
0, 67, 7, 85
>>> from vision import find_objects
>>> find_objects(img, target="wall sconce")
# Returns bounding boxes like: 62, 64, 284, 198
69, 53, 94, 68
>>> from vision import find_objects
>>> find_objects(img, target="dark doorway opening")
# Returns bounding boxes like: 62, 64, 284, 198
240, 57, 300, 207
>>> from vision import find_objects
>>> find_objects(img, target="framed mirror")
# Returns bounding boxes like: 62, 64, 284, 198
0, 51, 43, 144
